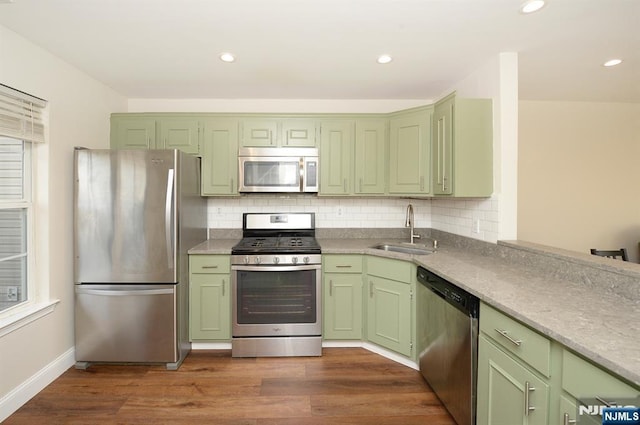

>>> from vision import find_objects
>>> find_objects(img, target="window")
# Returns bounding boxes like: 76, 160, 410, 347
0, 84, 46, 316
0, 138, 31, 312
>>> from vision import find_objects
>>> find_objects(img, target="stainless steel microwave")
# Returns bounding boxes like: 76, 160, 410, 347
238, 147, 319, 193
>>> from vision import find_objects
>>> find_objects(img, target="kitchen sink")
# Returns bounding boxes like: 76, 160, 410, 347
372, 244, 434, 256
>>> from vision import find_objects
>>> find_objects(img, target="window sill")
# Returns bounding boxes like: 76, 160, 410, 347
0, 300, 60, 338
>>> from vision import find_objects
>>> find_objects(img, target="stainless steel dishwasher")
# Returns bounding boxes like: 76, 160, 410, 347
417, 266, 479, 425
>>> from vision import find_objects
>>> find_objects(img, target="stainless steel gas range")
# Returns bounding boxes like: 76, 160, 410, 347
230, 212, 322, 357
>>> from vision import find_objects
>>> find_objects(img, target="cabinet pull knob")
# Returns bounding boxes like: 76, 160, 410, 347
495, 328, 522, 346
524, 381, 536, 416
563, 413, 577, 425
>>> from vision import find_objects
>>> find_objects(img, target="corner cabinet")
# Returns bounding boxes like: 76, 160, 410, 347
432, 93, 493, 197
365, 256, 415, 358
110, 114, 201, 155
322, 255, 363, 340
388, 108, 432, 196
201, 118, 239, 196
189, 255, 231, 341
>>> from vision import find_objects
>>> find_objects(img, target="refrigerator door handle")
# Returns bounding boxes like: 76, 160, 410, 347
165, 168, 175, 269
76, 287, 175, 296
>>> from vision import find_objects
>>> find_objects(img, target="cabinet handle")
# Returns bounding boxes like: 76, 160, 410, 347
369, 281, 374, 297
201, 265, 219, 269
329, 279, 333, 296
359, 178, 363, 192
420, 176, 424, 191
495, 328, 522, 346
524, 381, 535, 416
344, 179, 347, 192
335, 265, 352, 268
563, 413, 577, 425
222, 279, 226, 296
595, 396, 617, 407
271, 130, 275, 145
230, 178, 234, 192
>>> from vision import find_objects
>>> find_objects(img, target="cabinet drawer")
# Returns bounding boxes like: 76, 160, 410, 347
190, 255, 230, 274
480, 303, 551, 377
562, 349, 639, 400
323, 255, 363, 273
366, 256, 412, 282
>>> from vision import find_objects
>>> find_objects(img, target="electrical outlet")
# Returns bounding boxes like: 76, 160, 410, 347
473, 219, 481, 234
7, 286, 18, 302
337, 207, 343, 216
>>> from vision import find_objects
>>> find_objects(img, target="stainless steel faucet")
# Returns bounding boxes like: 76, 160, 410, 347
405, 204, 421, 244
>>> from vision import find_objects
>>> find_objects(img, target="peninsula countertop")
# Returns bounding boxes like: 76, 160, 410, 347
189, 237, 640, 387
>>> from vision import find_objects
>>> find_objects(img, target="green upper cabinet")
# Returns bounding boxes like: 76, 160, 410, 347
319, 120, 354, 195
240, 117, 317, 147
111, 115, 200, 154
432, 93, 493, 197
158, 118, 201, 155
388, 108, 432, 195
354, 119, 387, 195
201, 118, 239, 196
111, 116, 156, 150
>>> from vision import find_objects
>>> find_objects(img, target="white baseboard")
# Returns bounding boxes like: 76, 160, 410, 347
0, 347, 75, 422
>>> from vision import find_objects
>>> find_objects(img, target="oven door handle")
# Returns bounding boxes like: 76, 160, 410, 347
232, 264, 321, 272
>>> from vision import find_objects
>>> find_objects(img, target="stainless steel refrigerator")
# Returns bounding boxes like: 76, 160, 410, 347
73, 149, 206, 370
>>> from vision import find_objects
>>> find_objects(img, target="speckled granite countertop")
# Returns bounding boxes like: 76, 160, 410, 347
189, 236, 640, 387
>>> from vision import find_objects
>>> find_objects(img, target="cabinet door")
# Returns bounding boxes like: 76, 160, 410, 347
433, 97, 453, 195
241, 119, 277, 147
282, 119, 317, 147
324, 273, 363, 340
319, 120, 354, 195
190, 273, 231, 340
477, 335, 550, 425
201, 119, 239, 196
366, 275, 412, 357
388, 110, 431, 195
159, 118, 200, 154
111, 117, 156, 150
355, 119, 386, 194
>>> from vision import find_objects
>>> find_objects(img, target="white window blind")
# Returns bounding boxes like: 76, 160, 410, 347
0, 84, 47, 143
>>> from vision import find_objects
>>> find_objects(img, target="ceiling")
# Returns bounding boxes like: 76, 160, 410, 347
0, 0, 638, 102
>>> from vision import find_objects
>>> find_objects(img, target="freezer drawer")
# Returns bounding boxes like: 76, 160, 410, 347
75, 284, 178, 364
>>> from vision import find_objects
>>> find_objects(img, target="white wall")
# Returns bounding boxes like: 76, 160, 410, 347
518, 100, 640, 262
0, 25, 126, 420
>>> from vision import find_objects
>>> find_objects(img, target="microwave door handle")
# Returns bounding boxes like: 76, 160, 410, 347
299, 157, 304, 192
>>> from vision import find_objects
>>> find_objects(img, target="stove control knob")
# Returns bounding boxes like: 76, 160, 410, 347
254, 256, 261, 265
244, 256, 250, 265
273, 257, 280, 264
291, 256, 298, 265
303, 256, 310, 264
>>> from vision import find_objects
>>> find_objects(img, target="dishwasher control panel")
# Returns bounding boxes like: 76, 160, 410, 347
417, 266, 479, 317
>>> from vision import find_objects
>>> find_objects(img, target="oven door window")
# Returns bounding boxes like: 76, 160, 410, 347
236, 269, 317, 324
243, 160, 300, 188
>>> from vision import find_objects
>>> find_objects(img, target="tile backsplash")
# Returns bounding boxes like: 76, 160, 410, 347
206, 195, 500, 243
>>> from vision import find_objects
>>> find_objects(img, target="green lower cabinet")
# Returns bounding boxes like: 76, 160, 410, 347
323, 273, 363, 340
477, 335, 550, 425
189, 255, 231, 340
366, 274, 413, 357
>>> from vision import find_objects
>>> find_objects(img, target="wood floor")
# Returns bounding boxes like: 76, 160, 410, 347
5, 348, 456, 424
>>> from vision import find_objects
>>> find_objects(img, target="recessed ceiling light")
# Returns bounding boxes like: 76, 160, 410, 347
520, 0, 546, 14
377, 55, 393, 64
219, 53, 235, 63
603, 59, 623, 67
